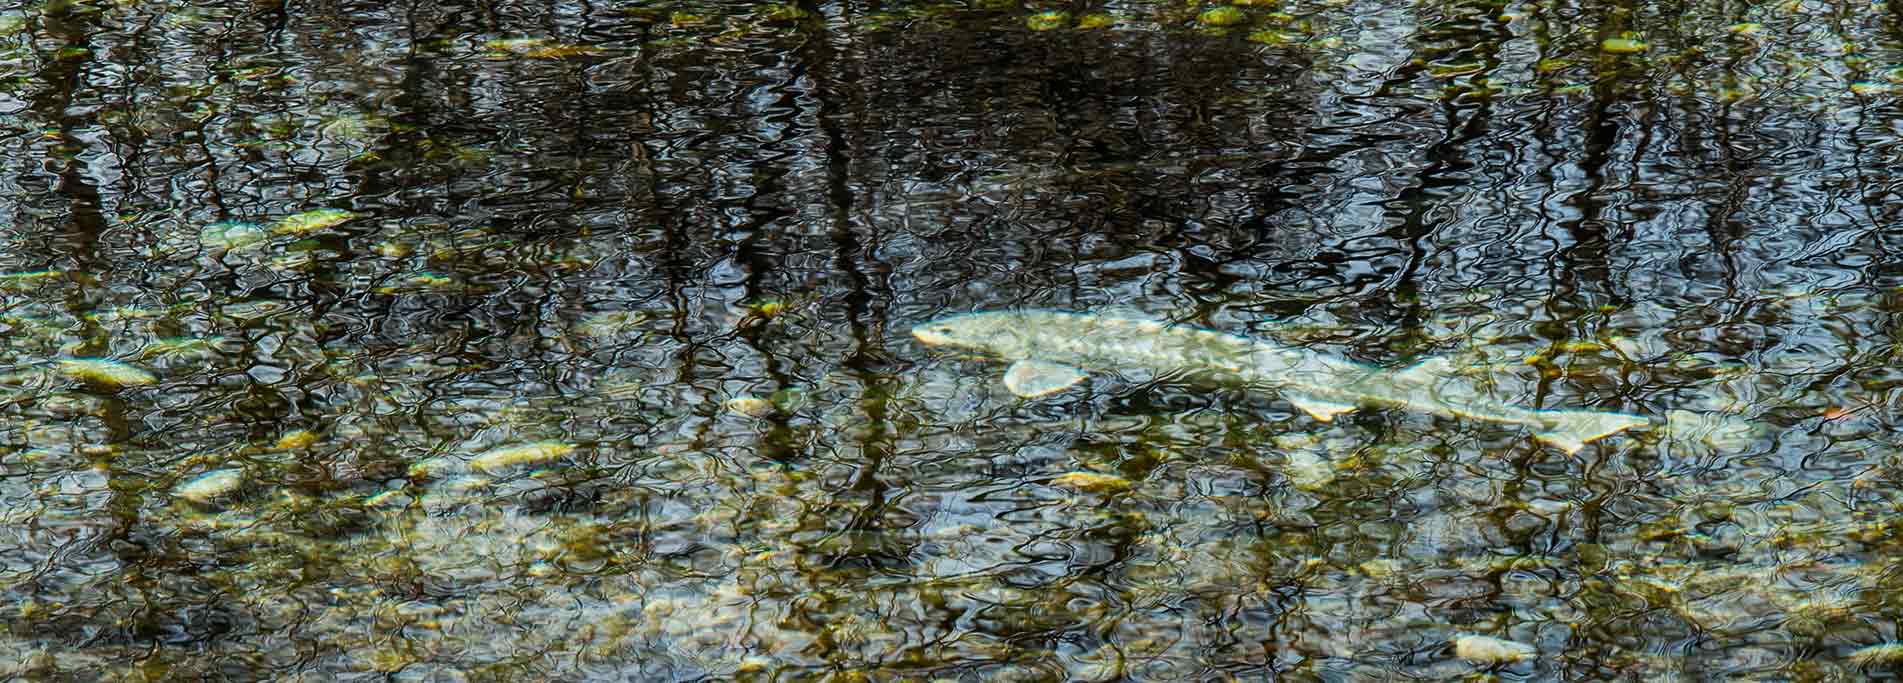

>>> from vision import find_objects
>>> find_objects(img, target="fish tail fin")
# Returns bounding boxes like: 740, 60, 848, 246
1532, 409, 1651, 454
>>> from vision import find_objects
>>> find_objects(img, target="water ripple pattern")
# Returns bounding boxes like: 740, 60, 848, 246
2, 0, 1903, 679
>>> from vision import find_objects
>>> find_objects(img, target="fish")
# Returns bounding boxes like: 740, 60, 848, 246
910, 310, 1651, 454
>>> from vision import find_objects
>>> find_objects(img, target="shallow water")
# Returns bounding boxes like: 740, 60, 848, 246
4, 0, 1903, 679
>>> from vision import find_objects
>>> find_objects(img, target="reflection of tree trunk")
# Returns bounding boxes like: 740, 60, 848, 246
1868, 16, 1903, 390
611, 23, 708, 409
1553, 85, 1625, 309
1692, 7, 1768, 300
1379, 0, 1507, 333
36, 5, 121, 434
33, 6, 107, 303
33, 0, 160, 645
1380, 102, 1486, 332
802, 1, 900, 531
732, 77, 799, 464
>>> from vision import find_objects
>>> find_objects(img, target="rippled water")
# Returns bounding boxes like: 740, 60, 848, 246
5, 0, 1903, 679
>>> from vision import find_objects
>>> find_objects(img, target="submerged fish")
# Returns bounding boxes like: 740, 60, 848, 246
911, 310, 1650, 454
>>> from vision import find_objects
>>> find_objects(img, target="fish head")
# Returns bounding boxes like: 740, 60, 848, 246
910, 312, 1032, 357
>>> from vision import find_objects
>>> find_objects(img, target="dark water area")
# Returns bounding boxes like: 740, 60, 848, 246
6, 0, 1903, 679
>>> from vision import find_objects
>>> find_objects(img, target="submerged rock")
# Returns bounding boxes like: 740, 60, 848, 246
723, 396, 777, 418
1283, 448, 1336, 491
1452, 633, 1537, 664
199, 221, 268, 250
175, 469, 245, 505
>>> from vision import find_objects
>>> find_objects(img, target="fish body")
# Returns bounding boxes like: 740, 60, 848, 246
911, 310, 1649, 454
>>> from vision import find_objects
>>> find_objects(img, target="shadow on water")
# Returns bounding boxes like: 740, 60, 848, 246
7, 0, 1903, 678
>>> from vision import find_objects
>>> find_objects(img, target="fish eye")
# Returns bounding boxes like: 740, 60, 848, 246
933, 326, 954, 335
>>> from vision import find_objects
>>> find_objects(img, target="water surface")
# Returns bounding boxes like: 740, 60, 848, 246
3, 0, 1903, 679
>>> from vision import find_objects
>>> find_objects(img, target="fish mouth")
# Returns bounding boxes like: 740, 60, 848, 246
910, 322, 956, 346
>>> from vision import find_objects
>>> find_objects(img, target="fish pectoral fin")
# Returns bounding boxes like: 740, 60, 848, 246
1003, 360, 1089, 398
1533, 409, 1652, 454
1531, 431, 1587, 455
1391, 356, 1455, 384
1287, 394, 1357, 422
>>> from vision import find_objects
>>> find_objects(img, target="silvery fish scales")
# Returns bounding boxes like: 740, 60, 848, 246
911, 310, 1649, 454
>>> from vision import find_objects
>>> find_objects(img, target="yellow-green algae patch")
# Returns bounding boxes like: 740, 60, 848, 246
1600, 37, 1649, 54
56, 358, 158, 387
363, 489, 409, 507
1246, 30, 1302, 45
470, 441, 578, 474
1851, 642, 1903, 667
271, 208, 358, 235
0, 270, 63, 285
1049, 471, 1133, 494
1025, 11, 1068, 31
1197, 6, 1248, 26
274, 430, 319, 450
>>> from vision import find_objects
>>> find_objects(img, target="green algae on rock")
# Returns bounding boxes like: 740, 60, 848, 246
1197, 6, 1248, 26
1600, 37, 1649, 54
271, 208, 358, 235
1851, 642, 1903, 667
56, 358, 158, 388
274, 430, 319, 450
0, 270, 63, 287
470, 441, 578, 474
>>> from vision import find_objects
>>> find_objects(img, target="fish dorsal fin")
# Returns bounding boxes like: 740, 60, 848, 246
1531, 430, 1587, 455
1392, 356, 1455, 384
1286, 394, 1357, 422
1003, 360, 1089, 398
